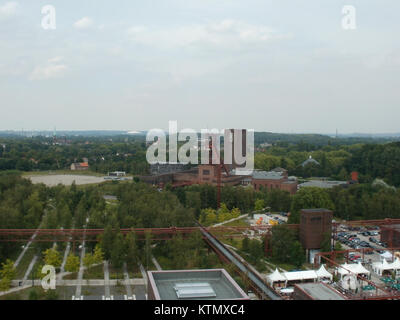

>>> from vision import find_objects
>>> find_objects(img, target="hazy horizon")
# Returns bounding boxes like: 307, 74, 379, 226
1, 1, 399, 133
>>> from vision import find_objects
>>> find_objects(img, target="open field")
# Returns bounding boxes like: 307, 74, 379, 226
26, 174, 106, 186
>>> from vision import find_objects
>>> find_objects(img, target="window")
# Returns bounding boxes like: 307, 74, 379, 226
203, 169, 210, 175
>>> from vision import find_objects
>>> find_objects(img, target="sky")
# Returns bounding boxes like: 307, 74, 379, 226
0, 0, 399, 134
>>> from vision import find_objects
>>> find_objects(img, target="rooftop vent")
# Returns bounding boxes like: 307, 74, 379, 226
173, 282, 216, 299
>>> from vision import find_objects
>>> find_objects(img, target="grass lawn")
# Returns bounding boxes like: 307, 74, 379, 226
22, 170, 105, 177
222, 218, 249, 227
83, 264, 104, 279
264, 258, 297, 272
127, 263, 143, 278
221, 237, 244, 250
108, 264, 124, 280
0, 286, 62, 300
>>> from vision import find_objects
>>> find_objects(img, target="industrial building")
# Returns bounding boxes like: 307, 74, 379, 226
381, 224, 400, 248
147, 269, 249, 300
299, 208, 333, 262
70, 162, 89, 171
251, 169, 297, 194
293, 283, 346, 300
140, 165, 297, 193
298, 180, 348, 189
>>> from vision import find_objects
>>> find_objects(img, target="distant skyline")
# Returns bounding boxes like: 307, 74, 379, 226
1, 1, 399, 133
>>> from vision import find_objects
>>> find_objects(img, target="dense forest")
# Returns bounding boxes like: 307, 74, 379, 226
1, 133, 400, 185
0, 135, 148, 174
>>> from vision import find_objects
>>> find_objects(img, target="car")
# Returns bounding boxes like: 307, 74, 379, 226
359, 241, 370, 247
376, 249, 385, 254
369, 237, 377, 243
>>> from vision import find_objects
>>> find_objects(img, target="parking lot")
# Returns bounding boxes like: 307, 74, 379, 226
333, 225, 390, 264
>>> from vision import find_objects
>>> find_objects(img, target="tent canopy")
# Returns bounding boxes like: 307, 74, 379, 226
338, 262, 370, 275
316, 264, 333, 280
380, 251, 393, 260
283, 270, 318, 281
267, 268, 286, 284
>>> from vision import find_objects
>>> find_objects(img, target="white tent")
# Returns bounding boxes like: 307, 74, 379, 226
337, 262, 370, 279
267, 268, 286, 286
373, 258, 400, 276
316, 264, 333, 281
380, 251, 393, 262
283, 270, 318, 282
391, 257, 400, 270
372, 259, 392, 276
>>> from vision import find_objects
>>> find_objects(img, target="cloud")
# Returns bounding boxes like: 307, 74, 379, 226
127, 19, 289, 50
73, 17, 94, 29
29, 57, 67, 80
0, 1, 19, 18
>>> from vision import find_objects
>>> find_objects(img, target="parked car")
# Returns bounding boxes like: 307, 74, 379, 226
359, 241, 370, 247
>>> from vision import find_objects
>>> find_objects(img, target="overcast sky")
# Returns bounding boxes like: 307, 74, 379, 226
0, 0, 399, 134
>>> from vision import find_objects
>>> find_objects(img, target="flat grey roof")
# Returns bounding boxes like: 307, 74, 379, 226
148, 269, 249, 300
295, 283, 345, 300
252, 171, 283, 180
299, 180, 347, 189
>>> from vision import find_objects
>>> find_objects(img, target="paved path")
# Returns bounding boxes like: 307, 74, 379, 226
58, 243, 71, 281
123, 263, 133, 297
139, 263, 147, 281
14, 233, 37, 268
104, 261, 110, 298
75, 230, 86, 297
211, 214, 249, 227
151, 256, 162, 271
22, 255, 38, 285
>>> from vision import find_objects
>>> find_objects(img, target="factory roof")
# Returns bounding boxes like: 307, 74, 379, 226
252, 171, 284, 180
295, 283, 346, 300
147, 269, 249, 300
298, 180, 347, 189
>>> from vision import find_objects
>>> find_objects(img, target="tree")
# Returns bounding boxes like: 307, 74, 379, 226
101, 224, 115, 260
83, 252, 95, 269
0, 277, 11, 292
290, 241, 306, 268
92, 244, 104, 264
43, 248, 62, 268
231, 207, 241, 218
0, 259, 15, 292
0, 259, 16, 280
125, 232, 138, 266
111, 233, 126, 268
242, 237, 250, 252
65, 253, 80, 273
289, 187, 334, 223
143, 232, 152, 269
270, 225, 305, 267
254, 199, 265, 211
